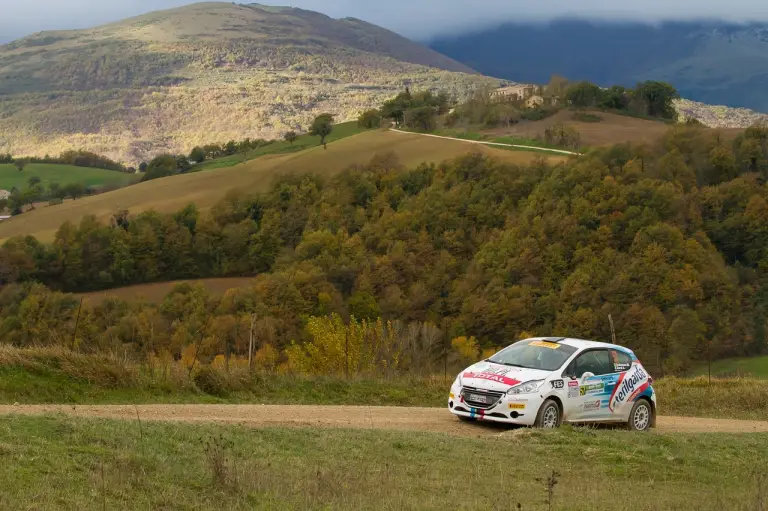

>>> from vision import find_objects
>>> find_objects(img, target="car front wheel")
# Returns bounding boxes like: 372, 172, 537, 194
534, 399, 562, 429
627, 399, 653, 432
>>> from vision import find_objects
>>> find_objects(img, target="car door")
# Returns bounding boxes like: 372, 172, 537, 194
562, 349, 614, 421
606, 349, 637, 419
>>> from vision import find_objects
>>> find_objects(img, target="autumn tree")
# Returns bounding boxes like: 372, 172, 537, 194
310, 113, 334, 149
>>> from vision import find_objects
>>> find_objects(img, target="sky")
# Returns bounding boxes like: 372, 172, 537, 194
2, 0, 768, 42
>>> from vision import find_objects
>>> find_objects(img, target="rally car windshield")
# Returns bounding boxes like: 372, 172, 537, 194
488, 340, 578, 371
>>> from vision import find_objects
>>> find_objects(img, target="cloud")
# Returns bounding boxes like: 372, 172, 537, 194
2, 0, 768, 41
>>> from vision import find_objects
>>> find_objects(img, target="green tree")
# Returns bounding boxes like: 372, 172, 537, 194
189, 146, 206, 163
565, 81, 604, 108
310, 113, 334, 149
634, 81, 679, 119
403, 106, 438, 132
28, 176, 41, 188
14, 159, 28, 172
283, 131, 298, 145
357, 109, 382, 129
64, 182, 86, 200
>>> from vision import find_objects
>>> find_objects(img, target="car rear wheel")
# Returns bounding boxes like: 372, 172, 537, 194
627, 399, 653, 432
534, 399, 562, 429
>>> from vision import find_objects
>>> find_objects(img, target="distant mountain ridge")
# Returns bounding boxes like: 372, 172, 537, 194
0, 2, 492, 163
430, 19, 768, 114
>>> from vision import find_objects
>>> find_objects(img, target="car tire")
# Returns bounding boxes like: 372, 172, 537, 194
627, 399, 653, 432
534, 399, 562, 429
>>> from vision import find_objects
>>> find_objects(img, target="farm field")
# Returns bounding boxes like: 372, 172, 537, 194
0, 129, 568, 242
482, 109, 745, 147
0, 163, 137, 191
1, 414, 767, 510
78, 277, 257, 304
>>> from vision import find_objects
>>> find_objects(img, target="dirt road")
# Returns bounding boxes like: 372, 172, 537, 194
2, 404, 767, 436
389, 128, 582, 156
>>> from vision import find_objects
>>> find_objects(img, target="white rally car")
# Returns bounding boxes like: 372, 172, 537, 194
448, 337, 656, 431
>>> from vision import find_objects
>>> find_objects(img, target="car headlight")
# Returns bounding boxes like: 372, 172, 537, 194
507, 380, 544, 395
454, 373, 463, 387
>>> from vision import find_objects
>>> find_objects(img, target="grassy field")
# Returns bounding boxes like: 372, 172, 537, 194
692, 356, 768, 379
192, 121, 365, 171
78, 277, 257, 304
1, 414, 767, 510
0, 163, 137, 190
480, 109, 744, 148
0, 129, 567, 242
2, 347, 767, 421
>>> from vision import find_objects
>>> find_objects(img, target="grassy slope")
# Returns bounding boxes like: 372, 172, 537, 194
692, 356, 768, 378
191, 121, 365, 171
0, 163, 137, 190
77, 277, 258, 304
1, 415, 767, 510
0, 130, 567, 242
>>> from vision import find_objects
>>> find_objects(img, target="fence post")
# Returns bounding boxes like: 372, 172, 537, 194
71, 297, 84, 350
345, 325, 350, 381
248, 314, 256, 374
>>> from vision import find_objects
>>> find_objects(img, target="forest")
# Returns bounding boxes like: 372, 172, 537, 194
0, 122, 767, 376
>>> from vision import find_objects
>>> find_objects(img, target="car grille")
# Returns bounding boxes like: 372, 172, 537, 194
460, 385, 505, 410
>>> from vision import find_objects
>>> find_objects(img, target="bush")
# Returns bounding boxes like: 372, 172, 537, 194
193, 365, 230, 396
571, 112, 603, 123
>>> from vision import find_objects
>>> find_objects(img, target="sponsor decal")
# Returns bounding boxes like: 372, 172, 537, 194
508, 403, 526, 410
529, 340, 560, 350
608, 363, 650, 411
550, 379, 565, 390
579, 382, 605, 396
567, 380, 579, 398
463, 365, 522, 387
583, 400, 601, 412
614, 363, 631, 372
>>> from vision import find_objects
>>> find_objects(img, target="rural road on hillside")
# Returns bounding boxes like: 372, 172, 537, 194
1, 404, 767, 436
388, 128, 583, 156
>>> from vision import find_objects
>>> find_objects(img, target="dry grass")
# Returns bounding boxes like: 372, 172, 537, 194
0, 130, 566, 242
482, 109, 689, 147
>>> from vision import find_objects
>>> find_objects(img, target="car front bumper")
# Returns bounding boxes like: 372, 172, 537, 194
447, 382, 542, 426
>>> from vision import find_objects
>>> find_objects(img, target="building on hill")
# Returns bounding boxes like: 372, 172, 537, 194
492, 84, 538, 102
525, 95, 545, 108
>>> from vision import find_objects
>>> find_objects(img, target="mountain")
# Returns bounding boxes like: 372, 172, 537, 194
0, 2, 494, 163
430, 20, 768, 114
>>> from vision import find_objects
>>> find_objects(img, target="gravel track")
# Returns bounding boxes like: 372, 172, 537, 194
2, 404, 767, 436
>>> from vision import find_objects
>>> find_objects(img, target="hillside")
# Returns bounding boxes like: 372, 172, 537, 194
430, 20, 768, 115
0, 129, 566, 242
0, 2, 496, 164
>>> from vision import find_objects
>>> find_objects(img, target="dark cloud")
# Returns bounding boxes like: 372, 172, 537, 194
2, 0, 768, 41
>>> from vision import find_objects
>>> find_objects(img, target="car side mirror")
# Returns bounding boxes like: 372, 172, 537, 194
581, 372, 595, 382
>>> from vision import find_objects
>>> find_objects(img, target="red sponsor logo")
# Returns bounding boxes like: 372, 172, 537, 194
463, 372, 522, 387
568, 381, 578, 387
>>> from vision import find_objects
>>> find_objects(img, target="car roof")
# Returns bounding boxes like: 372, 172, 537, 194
530, 337, 634, 354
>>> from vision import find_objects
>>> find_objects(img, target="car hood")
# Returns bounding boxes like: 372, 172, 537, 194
461, 361, 552, 392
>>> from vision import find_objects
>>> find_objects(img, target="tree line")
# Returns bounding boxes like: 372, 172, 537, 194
1, 122, 768, 374
0, 150, 129, 173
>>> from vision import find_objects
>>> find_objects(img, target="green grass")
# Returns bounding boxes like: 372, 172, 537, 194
1, 414, 767, 510
692, 356, 768, 379
191, 122, 366, 172
0, 163, 137, 190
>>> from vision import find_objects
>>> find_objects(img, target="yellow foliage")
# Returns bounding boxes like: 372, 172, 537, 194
518, 331, 536, 340
451, 336, 480, 361
180, 344, 198, 369
255, 343, 279, 371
